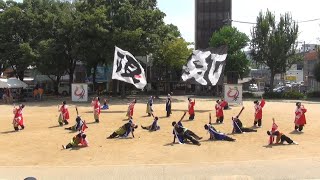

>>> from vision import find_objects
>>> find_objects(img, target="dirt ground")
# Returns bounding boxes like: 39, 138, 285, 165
0, 96, 319, 167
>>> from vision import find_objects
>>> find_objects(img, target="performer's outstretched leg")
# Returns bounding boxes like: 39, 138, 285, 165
241, 128, 257, 132
107, 132, 118, 139
184, 133, 200, 145
281, 134, 294, 144
224, 136, 236, 141
186, 130, 202, 140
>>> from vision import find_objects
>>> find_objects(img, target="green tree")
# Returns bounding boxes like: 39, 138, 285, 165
209, 26, 250, 79
152, 23, 191, 94
108, 0, 167, 96
0, 1, 36, 80
35, 39, 69, 94
250, 10, 299, 89
75, 0, 111, 89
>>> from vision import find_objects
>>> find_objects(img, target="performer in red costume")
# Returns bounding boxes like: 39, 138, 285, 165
294, 102, 307, 132
91, 97, 101, 123
62, 132, 88, 149
215, 99, 228, 124
188, 98, 195, 120
253, 98, 266, 127
58, 101, 69, 126
126, 99, 137, 119
268, 118, 279, 144
267, 118, 297, 145
13, 104, 25, 131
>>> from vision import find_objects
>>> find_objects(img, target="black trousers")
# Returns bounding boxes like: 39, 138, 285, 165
189, 114, 195, 120
166, 109, 171, 117
184, 131, 200, 145
107, 132, 118, 139
241, 128, 257, 132
65, 143, 73, 149
254, 119, 262, 126
224, 136, 235, 141
185, 130, 201, 140
295, 125, 304, 131
281, 134, 294, 144
216, 116, 224, 123
14, 125, 24, 131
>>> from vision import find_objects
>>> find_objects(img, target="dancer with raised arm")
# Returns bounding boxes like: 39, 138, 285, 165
188, 98, 195, 120
232, 107, 257, 134
253, 98, 266, 127
268, 118, 298, 145
294, 102, 307, 132
215, 99, 228, 124
172, 112, 202, 145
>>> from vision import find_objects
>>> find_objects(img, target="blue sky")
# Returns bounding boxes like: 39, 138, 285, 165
9, 0, 320, 45
158, 0, 320, 45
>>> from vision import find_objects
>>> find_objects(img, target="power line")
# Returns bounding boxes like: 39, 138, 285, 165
229, 18, 320, 25
232, 20, 255, 25
298, 18, 320, 23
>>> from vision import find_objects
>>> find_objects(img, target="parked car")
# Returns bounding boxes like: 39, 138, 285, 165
285, 82, 292, 87
58, 83, 70, 96
249, 84, 258, 91
273, 86, 285, 93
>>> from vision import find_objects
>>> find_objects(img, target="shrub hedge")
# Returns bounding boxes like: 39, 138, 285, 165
263, 91, 305, 99
243, 92, 254, 98
307, 91, 320, 98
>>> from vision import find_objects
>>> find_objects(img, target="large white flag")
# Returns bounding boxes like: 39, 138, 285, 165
181, 46, 227, 86
112, 46, 147, 89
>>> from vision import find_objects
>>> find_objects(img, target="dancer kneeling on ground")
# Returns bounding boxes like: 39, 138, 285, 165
65, 116, 88, 132
172, 112, 202, 145
62, 132, 88, 149
141, 113, 160, 131
107, 121, 138, 139
205, 113, 235, 141
267, 118, 298, 145
101, 98, 109, 110
232, 116, 257, 133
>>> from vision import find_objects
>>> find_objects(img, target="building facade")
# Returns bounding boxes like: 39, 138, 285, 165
304, 50, 320, 91
195, 0, 232, 49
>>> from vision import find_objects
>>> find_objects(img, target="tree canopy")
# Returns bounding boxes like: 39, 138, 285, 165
0, 0, 189, 93
209, 26, 250, 78
250, 10, 300, 89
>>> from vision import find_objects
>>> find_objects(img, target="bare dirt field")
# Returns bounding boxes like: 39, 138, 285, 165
0, 96, 319, 179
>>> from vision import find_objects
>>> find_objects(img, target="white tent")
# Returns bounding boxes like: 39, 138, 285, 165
0, 78, 28, 88
0, 80, 8, 88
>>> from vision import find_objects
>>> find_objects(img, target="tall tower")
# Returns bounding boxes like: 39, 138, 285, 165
195, 0, 232, 49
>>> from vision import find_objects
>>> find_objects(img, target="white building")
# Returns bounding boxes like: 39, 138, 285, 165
285, 64, 304, 83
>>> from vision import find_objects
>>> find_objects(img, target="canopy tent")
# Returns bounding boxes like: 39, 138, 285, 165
0, 78, 28, 88
0, 80, 8, 88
